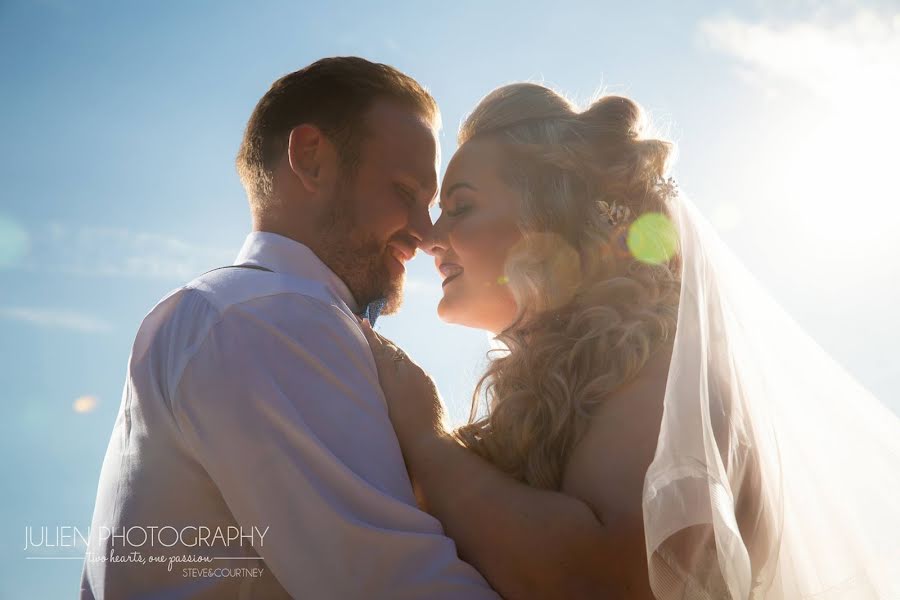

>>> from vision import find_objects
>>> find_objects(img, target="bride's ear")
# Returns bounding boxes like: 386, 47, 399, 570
287, 124, 338, 194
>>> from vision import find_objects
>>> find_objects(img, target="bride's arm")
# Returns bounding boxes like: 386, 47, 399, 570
401, 431, 636, 600
360, 321, 659, 599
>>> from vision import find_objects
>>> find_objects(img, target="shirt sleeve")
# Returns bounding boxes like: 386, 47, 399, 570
170, 292, 498, 599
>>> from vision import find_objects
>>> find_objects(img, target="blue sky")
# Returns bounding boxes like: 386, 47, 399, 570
2, 1, 898, 596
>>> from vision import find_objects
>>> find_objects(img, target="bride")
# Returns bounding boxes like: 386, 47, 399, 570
360, 83, 900, 599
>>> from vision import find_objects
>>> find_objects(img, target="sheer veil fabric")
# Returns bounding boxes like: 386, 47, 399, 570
642, 194, 900, 599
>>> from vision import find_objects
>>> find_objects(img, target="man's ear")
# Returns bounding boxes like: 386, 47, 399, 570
287, 124, 337, 194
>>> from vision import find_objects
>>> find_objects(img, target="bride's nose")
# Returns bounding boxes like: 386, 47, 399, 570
419, 216, 449, 257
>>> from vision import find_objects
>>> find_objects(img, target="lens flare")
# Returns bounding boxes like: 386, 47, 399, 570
505, 231, 582, 310
0, 215, 29, 267
627, 212, 679, 265
73, 395, 98, 414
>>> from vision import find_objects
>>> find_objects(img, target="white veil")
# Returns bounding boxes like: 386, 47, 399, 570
642, 193, 900, 599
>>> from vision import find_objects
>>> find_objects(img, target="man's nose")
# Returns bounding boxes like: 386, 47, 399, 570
407, 205, 435, 252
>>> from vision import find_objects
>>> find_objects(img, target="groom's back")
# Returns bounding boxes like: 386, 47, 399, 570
81, 260, 497, 599
79, 268, 307, 599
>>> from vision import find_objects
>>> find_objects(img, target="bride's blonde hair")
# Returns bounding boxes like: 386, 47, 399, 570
454, 83, 682, 489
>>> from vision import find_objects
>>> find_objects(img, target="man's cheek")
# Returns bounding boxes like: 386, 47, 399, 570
353, 193, 387, 223
378, 214, 410, 244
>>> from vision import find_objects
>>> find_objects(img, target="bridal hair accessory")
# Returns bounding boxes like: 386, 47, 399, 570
596, 177, 679, 228
597, 199, 632, 227
658, 176, 679, 202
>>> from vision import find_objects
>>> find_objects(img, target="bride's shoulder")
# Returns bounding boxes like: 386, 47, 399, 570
560, 339, 674, 525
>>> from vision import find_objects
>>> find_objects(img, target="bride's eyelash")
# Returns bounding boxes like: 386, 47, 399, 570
445, 203, 471, 217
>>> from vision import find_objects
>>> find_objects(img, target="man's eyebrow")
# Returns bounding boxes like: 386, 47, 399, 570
438, 181, 478, 208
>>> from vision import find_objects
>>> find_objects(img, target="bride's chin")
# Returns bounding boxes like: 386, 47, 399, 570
436, 296, 468, 326
435, 297, 457, 323
437, 302, 495, 334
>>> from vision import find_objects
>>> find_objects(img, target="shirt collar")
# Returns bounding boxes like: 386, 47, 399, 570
234, 231, 360, 313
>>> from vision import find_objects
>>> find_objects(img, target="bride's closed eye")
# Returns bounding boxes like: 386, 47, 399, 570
443, 199, 472, 218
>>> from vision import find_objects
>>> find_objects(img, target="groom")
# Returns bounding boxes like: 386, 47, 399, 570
80, 57, 498, 599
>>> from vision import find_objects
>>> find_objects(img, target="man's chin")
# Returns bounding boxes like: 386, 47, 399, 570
379, 273, 405, 315
373, 249, 406, 315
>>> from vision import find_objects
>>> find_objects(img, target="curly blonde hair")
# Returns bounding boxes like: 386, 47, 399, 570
453, 83, 682, 489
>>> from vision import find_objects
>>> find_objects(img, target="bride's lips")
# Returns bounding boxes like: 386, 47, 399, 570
439, 261, 464, 287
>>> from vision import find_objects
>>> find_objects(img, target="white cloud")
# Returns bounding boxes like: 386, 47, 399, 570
25, 223, 234, 281
698, 10, 900, 103
0, 306, 112, 333
404, 277, 442, 300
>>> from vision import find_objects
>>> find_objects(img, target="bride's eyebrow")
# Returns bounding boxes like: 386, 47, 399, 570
438, 181, 478, 209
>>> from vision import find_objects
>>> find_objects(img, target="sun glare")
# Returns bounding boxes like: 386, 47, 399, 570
702, 11, 900, 279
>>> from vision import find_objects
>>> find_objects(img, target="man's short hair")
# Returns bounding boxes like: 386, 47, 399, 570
236, 56, 440, 210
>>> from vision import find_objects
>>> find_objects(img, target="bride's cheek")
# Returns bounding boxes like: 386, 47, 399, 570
452, 216, 505, 272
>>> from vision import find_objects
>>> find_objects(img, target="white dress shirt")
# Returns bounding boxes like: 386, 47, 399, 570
80, 231, 498, 599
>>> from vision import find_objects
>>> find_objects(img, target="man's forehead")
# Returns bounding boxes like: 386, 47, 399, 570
364, 102, 439, 184
365, 99, 439, 141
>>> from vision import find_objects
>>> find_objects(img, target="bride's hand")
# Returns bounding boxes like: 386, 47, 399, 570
359, 319, 450, 455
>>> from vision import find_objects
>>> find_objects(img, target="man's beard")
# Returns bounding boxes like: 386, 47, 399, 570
313, 178, 404, 315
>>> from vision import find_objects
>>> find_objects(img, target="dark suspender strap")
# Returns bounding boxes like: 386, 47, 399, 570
201, 264, 274, 276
